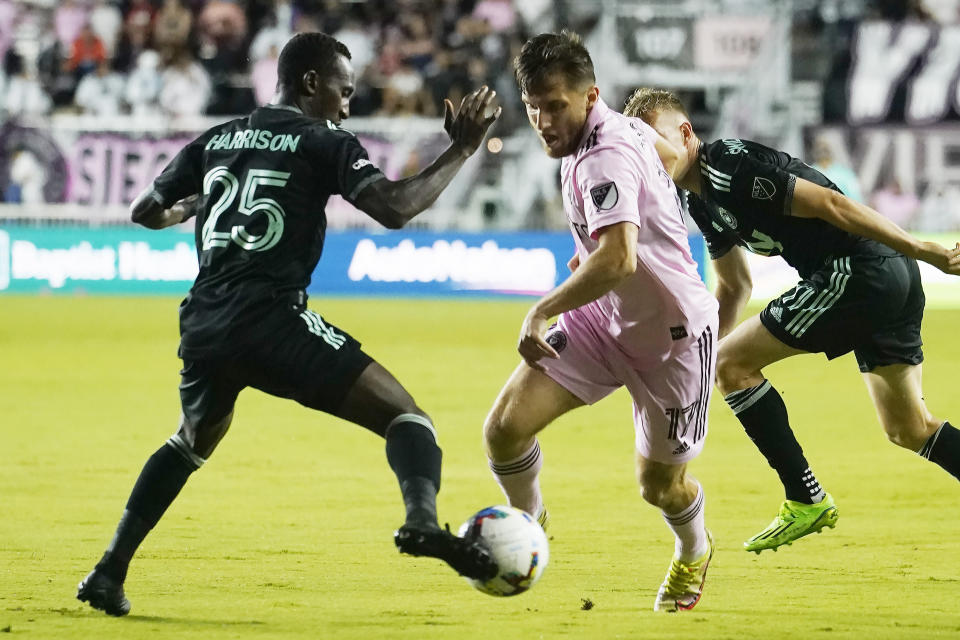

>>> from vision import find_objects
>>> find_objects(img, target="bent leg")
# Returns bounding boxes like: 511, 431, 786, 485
717, 315, 827, 504
483, 363, 585, 516
334, 361, 445, 529
863, 363, 960, 480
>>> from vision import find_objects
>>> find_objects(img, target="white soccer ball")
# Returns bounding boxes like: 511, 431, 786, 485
458, 505, 549, 597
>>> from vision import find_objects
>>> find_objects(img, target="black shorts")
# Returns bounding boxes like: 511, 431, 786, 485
759, 253, 925, 372
179, 304, 373, 427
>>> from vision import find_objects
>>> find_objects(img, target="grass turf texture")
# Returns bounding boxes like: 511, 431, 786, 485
2, 296, 958, 639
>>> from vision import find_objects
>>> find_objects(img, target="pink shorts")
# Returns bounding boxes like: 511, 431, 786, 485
542, 309, 717, 464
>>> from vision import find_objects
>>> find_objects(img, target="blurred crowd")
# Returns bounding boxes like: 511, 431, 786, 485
0, 0, 567, 125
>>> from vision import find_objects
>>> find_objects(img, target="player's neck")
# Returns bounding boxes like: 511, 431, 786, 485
676, 138, 703, 194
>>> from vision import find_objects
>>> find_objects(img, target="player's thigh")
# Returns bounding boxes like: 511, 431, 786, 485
862, 363, 938, 448
178, 357, 243, 458
239, 307, 376, 423
716, 313, 807, 394
634, 324, 716, 466
484, 362, 585, 457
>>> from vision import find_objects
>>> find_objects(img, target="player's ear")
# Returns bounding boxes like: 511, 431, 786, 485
585, 85, 599, 109
301, 69, 319, 97
680, 120, 694, 145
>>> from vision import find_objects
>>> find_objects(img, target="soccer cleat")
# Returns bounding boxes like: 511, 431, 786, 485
654, 530, 714, 612
395, 523, 498, 582
743, 493, 838, 554
535, 506, 550, 532
77, 568, 131, 617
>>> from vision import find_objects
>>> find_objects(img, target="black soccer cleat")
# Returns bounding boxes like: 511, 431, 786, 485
394, 523, 498, 582
77, 568, 131, 616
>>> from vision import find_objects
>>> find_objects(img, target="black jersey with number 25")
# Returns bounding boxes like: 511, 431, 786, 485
150, 104, 384, 358
688, 138, 896, 278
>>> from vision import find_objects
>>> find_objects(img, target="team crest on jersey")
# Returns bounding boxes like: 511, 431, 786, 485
590, 182, 618, 210
717, 206, 737, 229
545, 329, 567, 354
752, 176, 776, 200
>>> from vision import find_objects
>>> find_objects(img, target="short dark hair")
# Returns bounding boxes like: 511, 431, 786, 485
623, 88, 689, 122
514, 30, 595, 95
277, 32, 351, 92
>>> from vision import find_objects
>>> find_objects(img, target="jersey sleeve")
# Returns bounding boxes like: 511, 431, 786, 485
151, 134, 208, 210
687, 195, 736, 259
703, 141, 798, 217
305, 126, 385, 205
575, 144, 644, 238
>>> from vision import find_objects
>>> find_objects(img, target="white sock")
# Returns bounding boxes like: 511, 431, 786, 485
662, 481, 708, 562
488, 440, 543, 516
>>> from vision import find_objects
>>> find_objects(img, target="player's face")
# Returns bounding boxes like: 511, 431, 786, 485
522, 75, 599, 158
308, 53, 355, 125
646, 108, 696, 176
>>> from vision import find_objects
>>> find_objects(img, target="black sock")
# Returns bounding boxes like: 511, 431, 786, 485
96, 440, 201, 582
725, 381, 825, 504
385, 415, 442, 529
918, 421, 960, 480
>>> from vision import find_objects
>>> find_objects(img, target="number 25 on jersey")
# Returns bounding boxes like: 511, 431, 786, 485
201, 167, 291, 252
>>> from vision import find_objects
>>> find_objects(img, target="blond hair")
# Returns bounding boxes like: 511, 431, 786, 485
623, 88, 689, 122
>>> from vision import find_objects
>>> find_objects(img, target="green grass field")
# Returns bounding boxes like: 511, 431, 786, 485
2, 296, 958, 639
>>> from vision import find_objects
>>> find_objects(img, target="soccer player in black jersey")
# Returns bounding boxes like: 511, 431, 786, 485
624, 88, 960, 553
76, 32, 501, 616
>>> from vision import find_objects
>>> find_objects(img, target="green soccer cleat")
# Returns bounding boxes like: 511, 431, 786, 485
744, 493, 839, 554
654, 529, 715, 612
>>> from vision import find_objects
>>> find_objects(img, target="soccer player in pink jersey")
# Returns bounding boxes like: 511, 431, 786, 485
482, 31, 720, 612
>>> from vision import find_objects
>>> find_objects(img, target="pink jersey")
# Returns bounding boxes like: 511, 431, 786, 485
559, 97, 718, 368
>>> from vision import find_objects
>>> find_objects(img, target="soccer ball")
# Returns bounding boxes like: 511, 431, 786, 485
458, 505, 549, 597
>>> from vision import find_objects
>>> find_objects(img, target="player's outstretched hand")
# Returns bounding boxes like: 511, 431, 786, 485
443, 86, 501, 158
517, 306, 558, 372
922, 240, 960, 275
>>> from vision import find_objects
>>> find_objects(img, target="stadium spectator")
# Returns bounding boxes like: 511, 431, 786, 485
89, 0, 122, 58
54, 0, 88, 52
65, 24, 108, 81
871, 176, 921, 228
810, 134, 864, 203
124, 0, 155, 46
153, 0, 193, 57
113, 19, 152, 73
75, 58, 125, 115
0, 0, 18, 62
472, 0, 519, 33
3, 46, 51, 116
159, 51, 211, 117
125, 48, 163, 116
250, 42, 278, 105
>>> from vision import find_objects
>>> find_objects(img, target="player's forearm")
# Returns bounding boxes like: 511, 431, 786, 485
376, 144, 470, 226
715, 284, 750, 339
823, 191, 928, 258
533, 251, 633, 319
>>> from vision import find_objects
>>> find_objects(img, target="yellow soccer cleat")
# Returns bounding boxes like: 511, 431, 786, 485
654, 530, 714, 612
744, 493, 838, 554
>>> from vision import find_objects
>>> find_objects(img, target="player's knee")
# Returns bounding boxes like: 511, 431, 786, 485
178, 411, 233, 459
715, 347, 752, 395
882, 411, 938, 451
636, 468, 677, 509
483, 408, 520, 456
